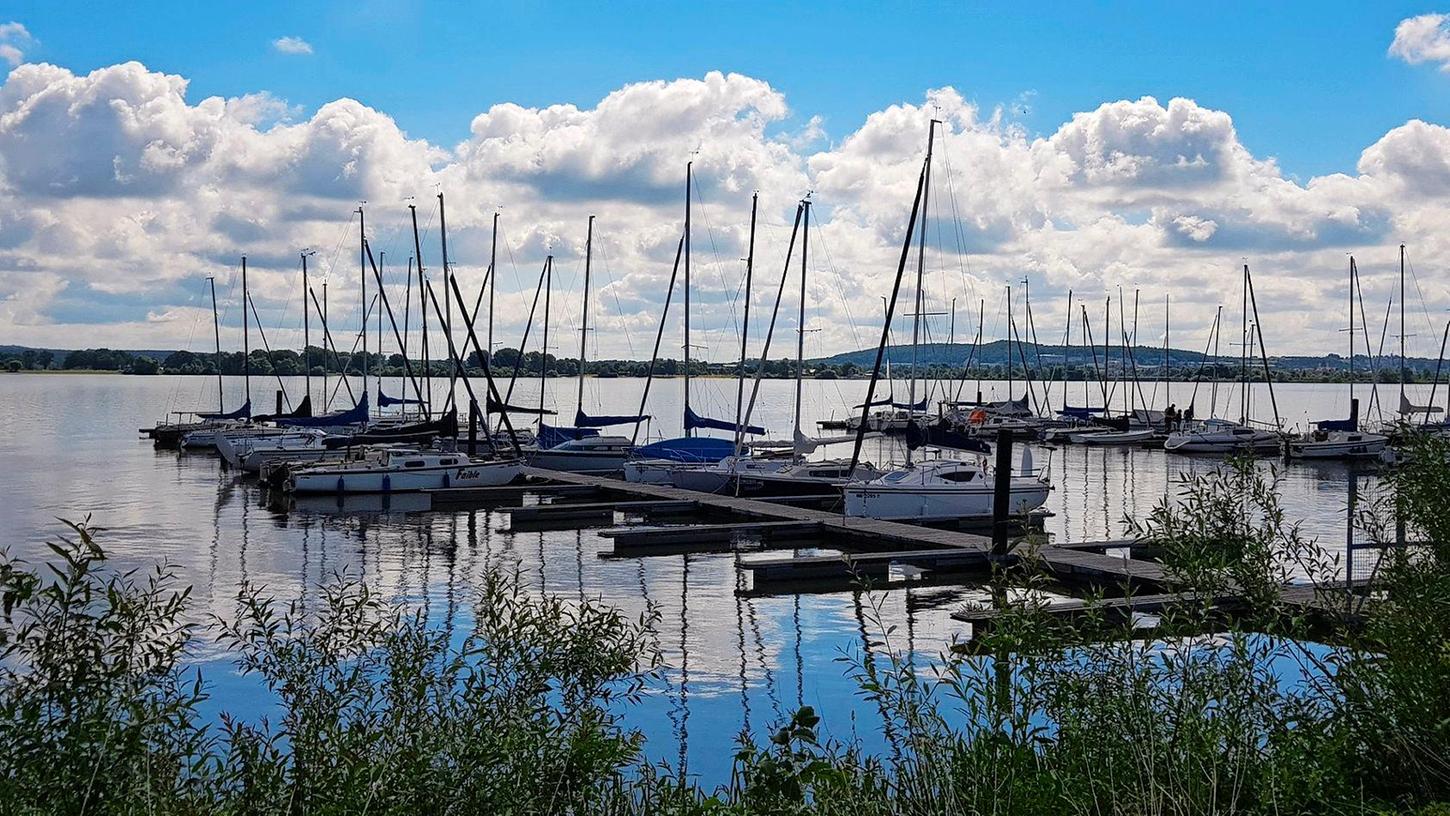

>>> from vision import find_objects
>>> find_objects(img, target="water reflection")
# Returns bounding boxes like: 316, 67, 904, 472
0, 373, 1414, 788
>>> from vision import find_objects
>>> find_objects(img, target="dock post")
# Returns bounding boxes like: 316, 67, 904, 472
991, 429, 1012, 557
468, 399, 478, 456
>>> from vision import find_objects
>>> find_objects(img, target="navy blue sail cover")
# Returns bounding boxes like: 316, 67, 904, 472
378, 388, 425, 407
198, 400, 251, 420
890, 397, 929, 411
684, 407, 764, 435
1058, 405, 1106, 419
278, 392, 368, 428
537, 424, 602, 449
575, 409, 649, 428
487, 396, 556, 415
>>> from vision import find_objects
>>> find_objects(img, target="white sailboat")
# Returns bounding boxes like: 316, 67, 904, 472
1288, 256, 1388, 460
286, 449, 523, 494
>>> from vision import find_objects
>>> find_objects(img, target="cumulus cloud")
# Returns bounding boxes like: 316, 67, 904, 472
0, 21, 34, 67
0, 61, 1443, 360
271, 36, 313, 56
1390, 13, 1450, 71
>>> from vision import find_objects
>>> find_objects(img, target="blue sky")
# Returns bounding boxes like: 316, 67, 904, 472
3, 2, 1450, 357
10, 1, 1443, 180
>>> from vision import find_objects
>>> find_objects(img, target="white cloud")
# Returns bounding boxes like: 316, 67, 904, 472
271, 36, 313, 56
0, 61, 1443, 360
1390, 13, 1450, 71
0, 21, 34, 67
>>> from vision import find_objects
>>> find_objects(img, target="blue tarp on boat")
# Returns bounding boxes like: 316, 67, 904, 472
634, 436, 735, 463
1059, 405, 1107, 419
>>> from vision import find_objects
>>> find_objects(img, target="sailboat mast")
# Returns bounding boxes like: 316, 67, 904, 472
1400, 243, 1407, 407
299, 253, 310, 405
1349, 256, 1356, 406
576, 216, 594, 419
1163, 294, 1170, 409
793, 199, 810, 461
208, 276, 223, 413
1009, 285, 1020, 402
322, 281, 329, 411
683, 163, 693, 436
1211, 304, 1222, 417
541, 255, 552, 422
735, 193, 758, 453
359, 207, 367, 410
489, 211, 499, 365
908, 120, 937, 419
242, 255, 251, 407
1240, 262, 1249, 424
438, 192, 452, 411
409, 204, 430, 417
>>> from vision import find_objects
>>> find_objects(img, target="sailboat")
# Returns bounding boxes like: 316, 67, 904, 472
842, 120, 1051, 522
1289, 255, 1389, 460
624, 164, 764, 484
530, 216, 649, 474
144, 274, 253, 447
1164, 263, 1281, 455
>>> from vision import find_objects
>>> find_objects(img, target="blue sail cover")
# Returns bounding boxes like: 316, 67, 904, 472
378, 388, 425, 407
574, 409, 649, 428
1058, 405, 1107, 419
198, 400, 251, 420
537, 424, 602, 449
890, 397, 929, 411
278, 392, 369, 428
634, 436, 735, 463
684, 407, 765, 435
1315, 399, 1359, 432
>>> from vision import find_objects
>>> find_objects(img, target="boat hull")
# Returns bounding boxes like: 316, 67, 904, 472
288, 459, 523, 494
527, 449, 629, 475
843, 480, 1050, 522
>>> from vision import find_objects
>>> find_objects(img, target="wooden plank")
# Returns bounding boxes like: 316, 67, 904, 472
425, 482, 603, 507
603, 520, 821, 548
503, 499, 699, 523
743, 548, 994, 582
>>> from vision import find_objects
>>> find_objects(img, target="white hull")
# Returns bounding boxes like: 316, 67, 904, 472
1078, 429, 1156, 446
1164, 424, 1280, 455
244, 446, 347, 474
289, 459, 523, 494
528, 449, 629, 474
668, 457, 790, 493
1286, 433, 1389, 460
843, 480, 1050, 522
182, 426, 291, 450
623, 459, 679, 485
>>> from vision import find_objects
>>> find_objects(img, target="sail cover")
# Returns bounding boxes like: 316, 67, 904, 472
890, 397, 929, 411
1399, 393, 1444, 416
198, 400, 251, 421
575, 409, 649, 428
685, 407, 765, 435
254, 395, 313, 422
537, 424, 602, 449
1316, 399, 1359, 432
378, 388, 425, 407
1058, 405, 1106, 419
278, 392, 368, 428
487, 396, 557, 415
634, 436, 734, 463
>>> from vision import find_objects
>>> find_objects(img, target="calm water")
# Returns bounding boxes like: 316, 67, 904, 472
0, 373, 1415, 785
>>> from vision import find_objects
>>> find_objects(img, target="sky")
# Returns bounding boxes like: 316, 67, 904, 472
2, 2, 1450, 361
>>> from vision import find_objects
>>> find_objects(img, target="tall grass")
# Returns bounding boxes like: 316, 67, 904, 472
2, 438, 1449, 813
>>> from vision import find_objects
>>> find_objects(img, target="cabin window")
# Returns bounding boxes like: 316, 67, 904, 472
404, 460, 425, 468
883, 472, 911, 483
938, 470, 978, 483
440, 458, 457, 465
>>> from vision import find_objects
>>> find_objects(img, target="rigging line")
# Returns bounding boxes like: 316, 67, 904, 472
593, 237, 636, 357
324, 293, 376, 406
1404, 252, 1439, 337
245, 291, 292, 409
938, 133, 978, 308
809, 215, 865, 352
689, 172, 743, 365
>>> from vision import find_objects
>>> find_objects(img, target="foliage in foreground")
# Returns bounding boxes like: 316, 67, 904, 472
1, 437, 1449, 814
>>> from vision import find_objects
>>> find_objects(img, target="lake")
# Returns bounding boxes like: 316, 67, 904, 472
0, 372, 1417, 785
